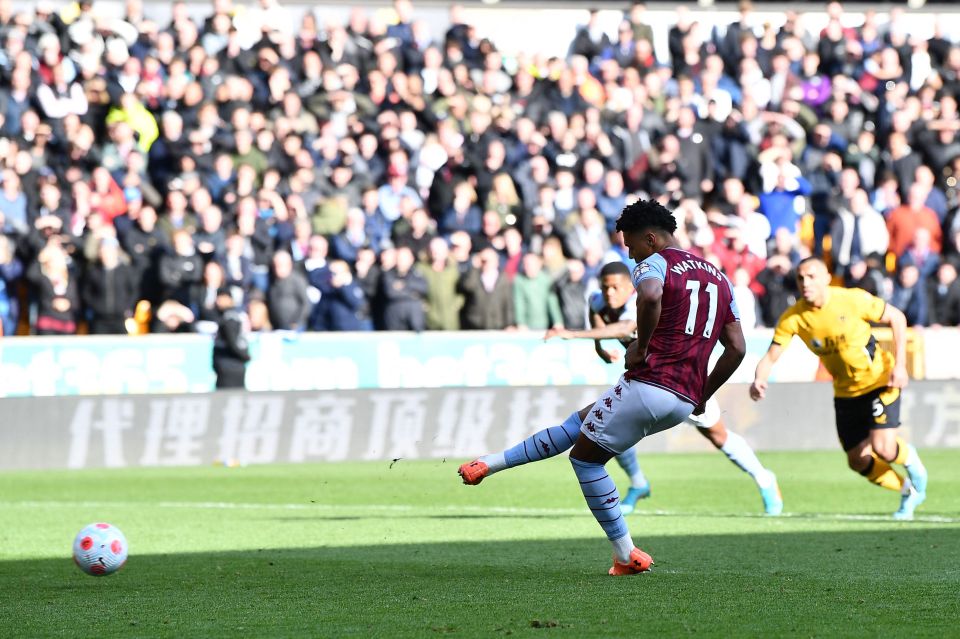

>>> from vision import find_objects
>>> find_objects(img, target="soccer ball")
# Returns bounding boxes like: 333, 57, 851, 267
72, 523, 128, 576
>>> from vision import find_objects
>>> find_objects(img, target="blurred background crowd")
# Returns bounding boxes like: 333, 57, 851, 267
0, 0, 959, 338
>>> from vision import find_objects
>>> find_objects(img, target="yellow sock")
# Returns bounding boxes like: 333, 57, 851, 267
862, 455, 904, 492
893, 437, 909, 465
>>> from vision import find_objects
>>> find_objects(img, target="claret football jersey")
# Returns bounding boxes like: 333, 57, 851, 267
625, 248, 740, 405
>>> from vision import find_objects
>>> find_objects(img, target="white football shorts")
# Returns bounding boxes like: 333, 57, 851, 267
685, 396, 721, 429
580, 375, 695, 454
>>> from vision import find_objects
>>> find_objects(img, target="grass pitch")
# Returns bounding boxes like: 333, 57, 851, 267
1, 450, 958, 638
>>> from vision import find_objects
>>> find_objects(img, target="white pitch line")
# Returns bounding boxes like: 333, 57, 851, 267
2, 500, 959, 524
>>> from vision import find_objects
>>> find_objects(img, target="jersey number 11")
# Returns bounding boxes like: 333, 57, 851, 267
684, 281, 718, 339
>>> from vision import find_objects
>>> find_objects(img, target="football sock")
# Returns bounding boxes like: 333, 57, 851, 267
614, 448, 649, 489
892, 437, 922, 468
720, 431, 775, 489
570, 457, 632, 562
893, 437, 908, 465
481, 412, 582, 475
860, 454, 905, 492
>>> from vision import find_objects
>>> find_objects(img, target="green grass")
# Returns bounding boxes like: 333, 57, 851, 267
1, 450, 958, 638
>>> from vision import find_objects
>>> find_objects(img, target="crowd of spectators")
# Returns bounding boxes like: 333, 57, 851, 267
0, 0, 959, 338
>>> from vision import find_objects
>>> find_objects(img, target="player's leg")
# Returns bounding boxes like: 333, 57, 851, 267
616, 446, 651, 515
836, 390, 917, 519
458, 404, 591, 485
569, 379, 693, 574
691, 399, 782, 515
867, 388, 927, 519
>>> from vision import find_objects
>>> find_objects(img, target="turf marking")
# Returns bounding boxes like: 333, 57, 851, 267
3, 500, 959, 524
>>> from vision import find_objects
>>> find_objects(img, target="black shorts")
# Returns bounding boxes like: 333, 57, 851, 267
833, 387, 902, 451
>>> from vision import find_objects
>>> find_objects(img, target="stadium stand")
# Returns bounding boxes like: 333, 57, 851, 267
0, 0, 958, 336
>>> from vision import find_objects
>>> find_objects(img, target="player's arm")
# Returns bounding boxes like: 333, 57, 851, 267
695, 319, 746, 414
544, 317, 637, 342
625, 277, 662, 369
879, 303, 909, 389
750, 342, 785, 401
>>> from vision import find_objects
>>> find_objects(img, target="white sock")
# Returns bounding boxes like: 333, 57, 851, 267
720, 432, 773, 488
611, 533, 635, 564
904, 445, 922, 469
479, 452, 507, 474
901, 477, 914, 496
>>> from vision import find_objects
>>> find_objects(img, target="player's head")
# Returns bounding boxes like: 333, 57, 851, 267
615, 199, 678, 262
796, 257, 831, 306
599, 261, 634, 309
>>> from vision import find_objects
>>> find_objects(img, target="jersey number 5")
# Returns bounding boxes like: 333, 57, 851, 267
684, 281, 718, 338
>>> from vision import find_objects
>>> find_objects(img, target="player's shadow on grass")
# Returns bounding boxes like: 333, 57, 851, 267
5, 528, 959, 638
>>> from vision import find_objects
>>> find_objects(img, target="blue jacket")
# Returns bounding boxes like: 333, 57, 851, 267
758, 177, 812, 237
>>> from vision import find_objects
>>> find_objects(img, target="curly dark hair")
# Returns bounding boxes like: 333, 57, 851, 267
615, 199, 678, 235
599, 261, 631, 278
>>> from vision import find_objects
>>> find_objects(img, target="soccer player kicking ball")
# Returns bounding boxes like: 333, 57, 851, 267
544, 260, 781, 516
460, 200, 747, 575
751, 257, 928, 520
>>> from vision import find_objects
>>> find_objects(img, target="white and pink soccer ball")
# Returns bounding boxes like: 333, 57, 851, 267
72, 523, 128, 576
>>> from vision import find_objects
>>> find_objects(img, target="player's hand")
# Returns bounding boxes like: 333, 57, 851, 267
749, 379, 767, 401
624, 341, 645, 369
598, 349, 621, 363
889, 364, 909, 389
543, 327, 569, 341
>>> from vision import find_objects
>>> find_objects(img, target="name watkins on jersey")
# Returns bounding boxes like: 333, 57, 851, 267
669, 259, 722, 280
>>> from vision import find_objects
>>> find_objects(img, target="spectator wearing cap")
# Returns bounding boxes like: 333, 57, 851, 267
81, 236, 137, 334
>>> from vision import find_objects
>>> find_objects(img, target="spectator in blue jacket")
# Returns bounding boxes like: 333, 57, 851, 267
309, 259, 371, 331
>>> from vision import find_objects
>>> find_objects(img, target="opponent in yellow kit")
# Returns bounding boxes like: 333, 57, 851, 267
751, 257, 928, 519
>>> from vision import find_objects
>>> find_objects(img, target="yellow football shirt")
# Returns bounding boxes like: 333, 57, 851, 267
773, 287, 894, 398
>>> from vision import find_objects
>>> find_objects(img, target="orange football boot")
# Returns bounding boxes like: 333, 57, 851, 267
458, 460, 490, 485
608, 547, 653, 575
